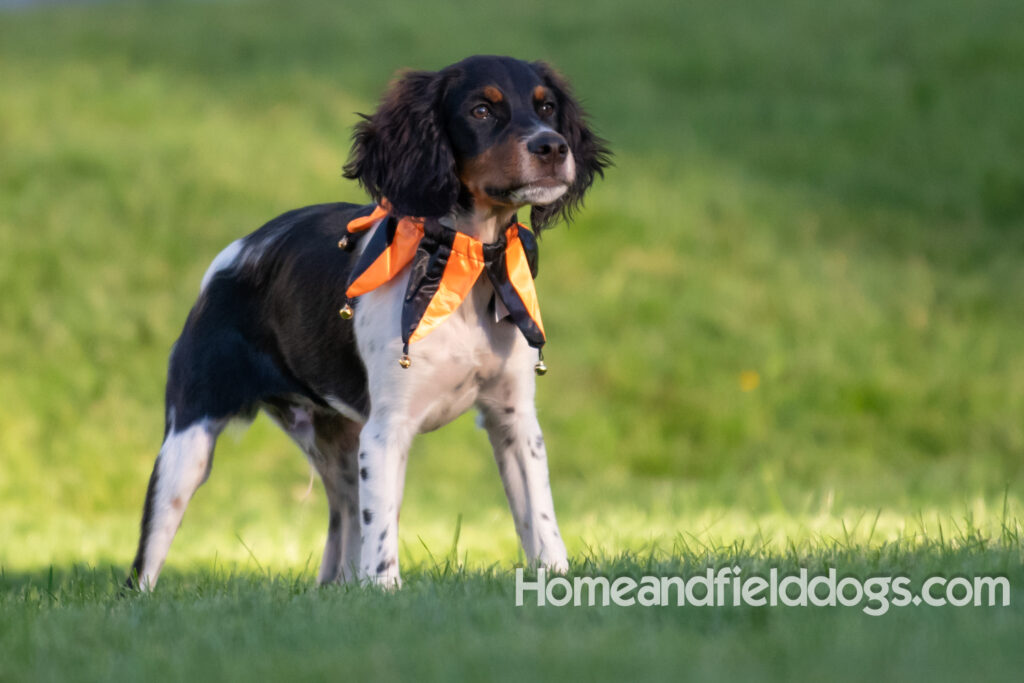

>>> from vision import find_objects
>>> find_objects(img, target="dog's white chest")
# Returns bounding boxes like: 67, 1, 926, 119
354, 270, 532, 434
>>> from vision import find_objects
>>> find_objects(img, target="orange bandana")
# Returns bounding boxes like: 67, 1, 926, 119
339, 205, 546, 365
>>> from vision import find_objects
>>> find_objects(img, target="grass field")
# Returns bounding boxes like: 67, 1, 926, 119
1, 0, 1023, 680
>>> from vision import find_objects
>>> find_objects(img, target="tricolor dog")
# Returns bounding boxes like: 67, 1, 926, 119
127, 55, 611, 590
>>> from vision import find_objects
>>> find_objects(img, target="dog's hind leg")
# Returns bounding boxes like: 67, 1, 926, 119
263, 402, 363, 584
310, 414, 363, 584
127, 281, 304, 590
127, 413, 225, 591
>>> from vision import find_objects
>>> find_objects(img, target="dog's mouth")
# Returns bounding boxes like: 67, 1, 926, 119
487, 178, 569, 206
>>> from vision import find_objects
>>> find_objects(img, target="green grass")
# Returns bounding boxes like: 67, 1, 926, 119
3, 534, 1024, 682
1, 0, 1023, 680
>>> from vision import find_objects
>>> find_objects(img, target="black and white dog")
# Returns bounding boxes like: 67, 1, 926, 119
127, 55, 611, 590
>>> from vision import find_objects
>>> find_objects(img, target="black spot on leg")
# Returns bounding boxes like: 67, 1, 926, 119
363, 509, 373, 524
342, 473, 355, 486
535, 435, 544, 450
329, 510, 342, 532
360, 467, 369, 480
504, 406, 515, 414
504, 436, 514, 448
379, 528, 388, 541
540, 512, 551, 521
376, 560, 387, 574
359, 451, 367, 460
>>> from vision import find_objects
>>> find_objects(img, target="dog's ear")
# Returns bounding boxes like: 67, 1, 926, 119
344, 70, 459, 218
529, 61, 612, 231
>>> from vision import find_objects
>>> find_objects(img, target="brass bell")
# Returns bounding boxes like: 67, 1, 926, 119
534, 359, 547, 376
338, 303, 354, 319
337, 235, 349, 249
398, 354, 412, 369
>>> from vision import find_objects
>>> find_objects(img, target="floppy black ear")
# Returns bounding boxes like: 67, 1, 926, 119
343, 70, 459, 218
529, 61, 613, 231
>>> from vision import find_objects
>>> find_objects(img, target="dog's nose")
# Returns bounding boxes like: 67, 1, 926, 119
527, 131, 569, 164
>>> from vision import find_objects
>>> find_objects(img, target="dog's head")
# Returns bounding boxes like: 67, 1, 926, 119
343, 55, 611, 230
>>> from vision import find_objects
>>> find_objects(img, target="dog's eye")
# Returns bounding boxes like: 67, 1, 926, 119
472, 104, 492, 119
538, 102, 555, 117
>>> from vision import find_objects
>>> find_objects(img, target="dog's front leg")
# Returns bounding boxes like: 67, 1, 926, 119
355, 411, 413, 588
480, 381, 569, 572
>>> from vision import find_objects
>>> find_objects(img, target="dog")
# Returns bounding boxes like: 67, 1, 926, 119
126, 55, 611, 590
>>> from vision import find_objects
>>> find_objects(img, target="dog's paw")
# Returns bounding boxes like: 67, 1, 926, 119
538, 548, 569, 575
544, 559, 569, 574
368, 575, 403, 591
360, 564, 403, 590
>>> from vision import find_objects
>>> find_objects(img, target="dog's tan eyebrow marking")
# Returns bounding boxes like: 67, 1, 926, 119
483, 86, 504, 103
533, 85, 550, 101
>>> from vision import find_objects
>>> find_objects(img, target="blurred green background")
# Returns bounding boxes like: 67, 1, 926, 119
1, 0, 1022, 573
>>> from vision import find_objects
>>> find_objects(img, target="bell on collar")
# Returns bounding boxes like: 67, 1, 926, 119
534, 350, 547, 376
337, 235, 349, 250
338, 303, 354, 319
398, 354, 412, 369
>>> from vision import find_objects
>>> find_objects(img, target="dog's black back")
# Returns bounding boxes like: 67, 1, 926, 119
164, 203, 373, 432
